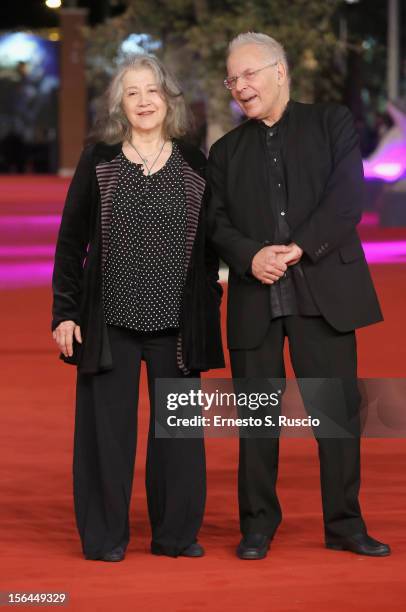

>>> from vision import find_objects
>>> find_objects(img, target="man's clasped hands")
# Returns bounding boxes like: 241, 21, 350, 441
251, 242, 303, 284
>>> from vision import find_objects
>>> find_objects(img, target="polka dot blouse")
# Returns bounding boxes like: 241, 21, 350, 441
103, 142, 187, 332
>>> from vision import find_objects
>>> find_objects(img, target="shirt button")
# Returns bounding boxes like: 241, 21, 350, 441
273, 157, 277, 163
277, 183, 282, 188
280, 211, 286, 216
269, 131, 274, 137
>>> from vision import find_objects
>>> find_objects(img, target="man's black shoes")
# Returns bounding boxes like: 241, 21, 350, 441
326, 533, 391, 557
237, 534, 271, 560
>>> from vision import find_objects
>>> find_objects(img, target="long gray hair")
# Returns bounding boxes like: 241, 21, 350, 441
92, 54, 190, 143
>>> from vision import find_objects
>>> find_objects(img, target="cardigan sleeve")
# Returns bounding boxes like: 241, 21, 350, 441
51, 145, 94, 331
201, 186, 223, 302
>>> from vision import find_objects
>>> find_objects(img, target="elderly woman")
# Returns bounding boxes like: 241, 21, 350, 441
51, 54, 224, 562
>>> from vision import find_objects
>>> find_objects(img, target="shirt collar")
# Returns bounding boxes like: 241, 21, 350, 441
257, 99, 291, 132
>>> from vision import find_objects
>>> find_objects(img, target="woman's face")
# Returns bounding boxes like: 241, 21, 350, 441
121, 67, 168, 135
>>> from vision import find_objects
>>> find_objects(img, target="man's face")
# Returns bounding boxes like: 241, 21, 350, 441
226, 44, 283, 120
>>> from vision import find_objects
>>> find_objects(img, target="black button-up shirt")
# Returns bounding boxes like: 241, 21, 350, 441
258, 103, 319, 318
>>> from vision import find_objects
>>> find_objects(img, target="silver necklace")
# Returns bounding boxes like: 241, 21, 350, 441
127, 139, 167, 176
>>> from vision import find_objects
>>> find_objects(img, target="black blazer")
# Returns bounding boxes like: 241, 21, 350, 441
52, 139, 224, 374
207, 100, 383, 350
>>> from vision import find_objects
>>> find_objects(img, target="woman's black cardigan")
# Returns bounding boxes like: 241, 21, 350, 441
51, 139, 225, 374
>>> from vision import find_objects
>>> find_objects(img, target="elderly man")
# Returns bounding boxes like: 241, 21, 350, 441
207, 32, 390, 560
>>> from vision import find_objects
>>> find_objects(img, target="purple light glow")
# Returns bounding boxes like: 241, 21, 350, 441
374, 163, 403, 178
0, 242, 405, 289
362, 102, 406, 182
362, 241, 406, 263
0, 245, 55, 258
363, 159, 405, 182
0, 215, 61, 247
360, 212, 379, 226
0, 215, 61, 227
0, 262, 54, 289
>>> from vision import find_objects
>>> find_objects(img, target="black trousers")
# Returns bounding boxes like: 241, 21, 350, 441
230, 315, 366, 542
73, 325, 206, 559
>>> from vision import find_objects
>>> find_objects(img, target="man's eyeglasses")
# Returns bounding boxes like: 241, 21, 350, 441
224, 61, 279, 90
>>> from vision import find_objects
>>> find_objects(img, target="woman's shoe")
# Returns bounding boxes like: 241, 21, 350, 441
86, 546, 125, 562
151, 541, 205, 557
180, 542, 205, 557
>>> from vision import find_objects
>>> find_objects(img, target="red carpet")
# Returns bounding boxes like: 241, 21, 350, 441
1, 176, 405, 611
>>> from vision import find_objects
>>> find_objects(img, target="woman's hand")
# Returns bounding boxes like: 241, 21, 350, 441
52, 321, 82, 357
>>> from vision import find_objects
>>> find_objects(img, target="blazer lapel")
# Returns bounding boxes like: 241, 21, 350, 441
283, 101, 330, 230
231, 121, 274, 237
283, 101, 305, 228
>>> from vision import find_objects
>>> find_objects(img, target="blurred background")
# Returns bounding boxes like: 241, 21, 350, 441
0, 1, 405, 177
0, 0, 405, 290
0, 0, 404, 257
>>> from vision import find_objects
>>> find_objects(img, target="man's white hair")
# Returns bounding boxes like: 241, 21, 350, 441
228, 32, 289, 74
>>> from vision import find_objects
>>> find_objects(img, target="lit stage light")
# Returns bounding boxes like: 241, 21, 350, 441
363, 102, 406, 182
0, 32, 42, 65
45, 0, 62, 9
